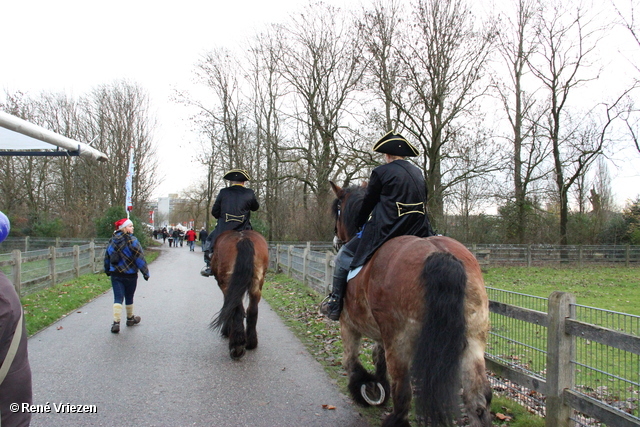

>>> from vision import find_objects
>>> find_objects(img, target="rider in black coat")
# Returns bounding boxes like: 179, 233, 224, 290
201, 169, 259, 277
321, 131, 435, 321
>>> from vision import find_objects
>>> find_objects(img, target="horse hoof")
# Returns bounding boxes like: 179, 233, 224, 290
230, 347, 246, 360
361, 382, 386, 406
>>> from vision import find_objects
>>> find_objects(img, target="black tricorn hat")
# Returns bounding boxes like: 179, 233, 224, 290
223, 169, 251, 182
373, 131, 419, 157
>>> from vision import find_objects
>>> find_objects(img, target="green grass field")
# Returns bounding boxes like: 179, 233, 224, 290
483, 266, 640, 314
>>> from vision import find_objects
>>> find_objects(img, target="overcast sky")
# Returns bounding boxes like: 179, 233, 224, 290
1, 0, 357, 199
2, 0, 639, 208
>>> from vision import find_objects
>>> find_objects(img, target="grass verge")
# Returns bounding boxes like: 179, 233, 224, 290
21, 249, 159, 336
262, 272, 386, 425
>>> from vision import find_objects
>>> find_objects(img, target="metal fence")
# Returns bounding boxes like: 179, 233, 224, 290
269, 242, 640, 427
0, 241, 107, 296
469, 243, 640, 267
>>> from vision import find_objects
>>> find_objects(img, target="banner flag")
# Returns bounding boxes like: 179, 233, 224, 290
125, 146, 134, 215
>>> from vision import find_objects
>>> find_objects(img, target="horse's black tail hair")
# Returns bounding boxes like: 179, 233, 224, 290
412, 251, 467, 427
210, 238, 255, 332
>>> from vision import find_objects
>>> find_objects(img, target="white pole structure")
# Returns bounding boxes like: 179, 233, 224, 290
0, 111, 108, 162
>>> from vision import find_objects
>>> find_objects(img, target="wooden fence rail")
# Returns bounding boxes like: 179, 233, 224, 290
0, 242, 106, 296
269, 243, 640, 427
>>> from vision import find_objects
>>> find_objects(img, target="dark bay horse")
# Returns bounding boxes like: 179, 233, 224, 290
209, 230, 269, 360
329, 181, 492, 427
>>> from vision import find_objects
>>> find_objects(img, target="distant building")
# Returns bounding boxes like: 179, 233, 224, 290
156, 194, 188, 226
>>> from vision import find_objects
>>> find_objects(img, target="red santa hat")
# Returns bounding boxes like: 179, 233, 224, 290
115, 218, 133, 231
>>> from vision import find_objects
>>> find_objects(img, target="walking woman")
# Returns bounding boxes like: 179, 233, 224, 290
104, 218, 150, 333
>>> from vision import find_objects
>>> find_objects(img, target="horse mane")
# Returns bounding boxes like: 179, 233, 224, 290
332, 184, 366, 241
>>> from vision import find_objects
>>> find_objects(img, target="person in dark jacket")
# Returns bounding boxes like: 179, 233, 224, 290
321, 131, 435, 321
0, 211, 32, 427
104, 218, 150, 333
201, 169, 259, 277
198, 227, 208, 251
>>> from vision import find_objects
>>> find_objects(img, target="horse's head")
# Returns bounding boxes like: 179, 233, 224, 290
330, 180, 367, 250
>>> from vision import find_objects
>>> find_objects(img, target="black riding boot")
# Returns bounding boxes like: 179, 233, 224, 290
322, 266, 348, 320
201, 241, 213, 277
320, 241, 356, 321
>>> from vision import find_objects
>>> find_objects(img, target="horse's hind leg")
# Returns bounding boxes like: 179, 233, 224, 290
245, 289, 261, 350
381, 346, 412, 427
460, 336, 493, 427
341, 325, 367, 404
371, 342, 390, 404
342, 326, 389, 408
228, 305, 247, 360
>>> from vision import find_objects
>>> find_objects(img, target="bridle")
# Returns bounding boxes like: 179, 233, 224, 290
333, 198, 345, 251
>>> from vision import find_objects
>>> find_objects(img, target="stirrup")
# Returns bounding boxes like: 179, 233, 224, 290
319, 294, 342, 321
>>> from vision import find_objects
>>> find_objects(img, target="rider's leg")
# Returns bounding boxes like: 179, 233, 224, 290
201, 233, 216, 277
321, 239, 358, 321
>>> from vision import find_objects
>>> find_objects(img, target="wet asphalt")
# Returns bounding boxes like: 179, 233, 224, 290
26, 241, 370, 427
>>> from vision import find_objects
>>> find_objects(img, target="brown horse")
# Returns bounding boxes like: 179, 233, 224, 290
329, 181, 492, 427
209, 230, 269, 360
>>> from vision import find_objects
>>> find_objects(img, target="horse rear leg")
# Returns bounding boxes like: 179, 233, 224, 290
245, 289, 261, 350
461, 336, 493, 427
228, 305, 247, 360
381, 346, 412, 427
342, 326, 390, 409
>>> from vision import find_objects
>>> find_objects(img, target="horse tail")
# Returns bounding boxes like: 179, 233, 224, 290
210, 237, 255, 332
412, 251, 467, 427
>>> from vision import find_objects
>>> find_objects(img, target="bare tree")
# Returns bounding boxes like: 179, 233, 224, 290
361, 0, 405, 131
0, 82, 157, 236
247, 26, 288, 240
195, 48, 251, 170
393, 0, 497, 228
495, 0, 553, 243
529, 0, 611, 244
87, 81, 158, 221
276, 2, 366, 239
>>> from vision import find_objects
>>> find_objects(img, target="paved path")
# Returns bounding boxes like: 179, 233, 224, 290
26, 242, 370, 427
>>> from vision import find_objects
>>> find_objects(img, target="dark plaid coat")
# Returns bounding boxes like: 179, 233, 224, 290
103, 231, 150, 278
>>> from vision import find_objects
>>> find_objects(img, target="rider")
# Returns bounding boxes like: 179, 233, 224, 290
321, 131, 435, 321
201, 169, 260, 277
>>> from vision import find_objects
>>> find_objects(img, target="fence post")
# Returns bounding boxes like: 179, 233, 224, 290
90, 241, 96, 273
49, 246, 57, 286
626, 244, 630, 268
24, 236, 29, 252
527, 245, 532, 267
287, 245, 293, 276
302, 247, 309, 284
546, 291, 576, 427
578, 245, 583, 268
56, 237, 61, 248
276, 244, 281, 273
324, 251, 333, 294
73, 245, 80, 278
11, 250, 21, 295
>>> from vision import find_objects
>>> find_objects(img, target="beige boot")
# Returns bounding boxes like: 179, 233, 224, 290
111, 303, 122, 333
126, 304, 141, 326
